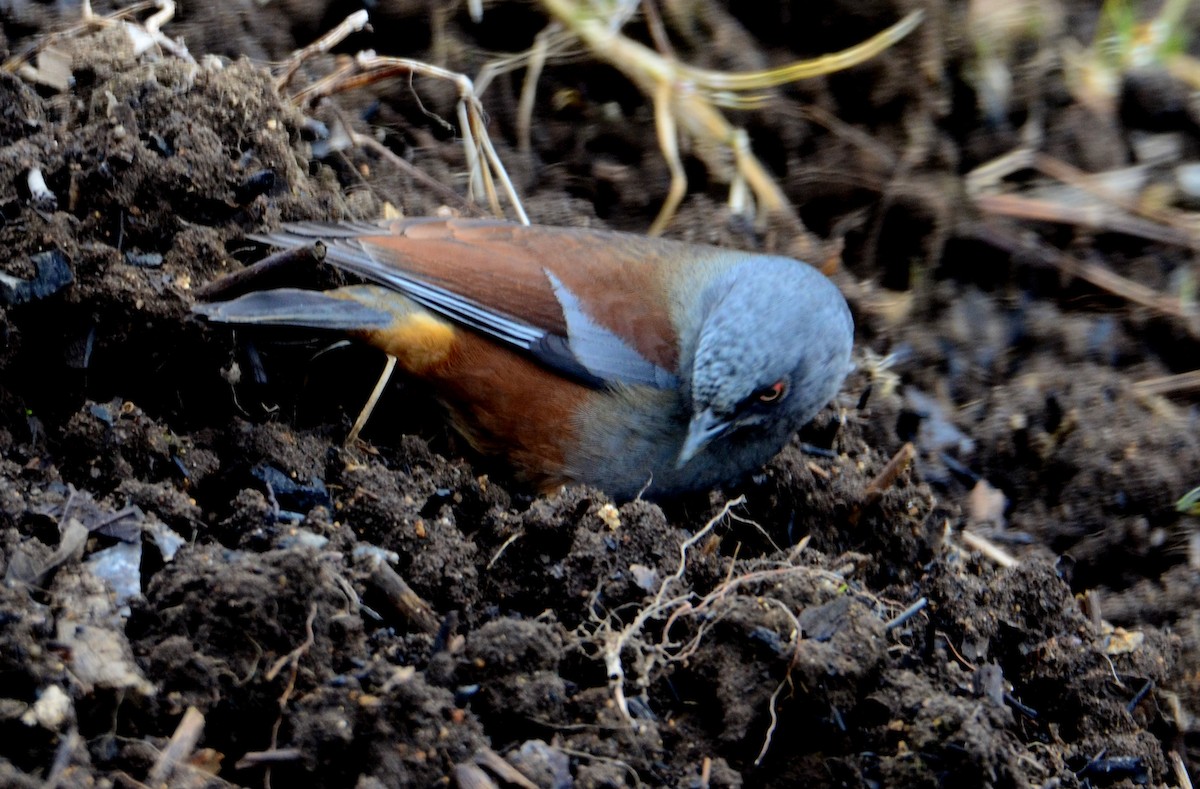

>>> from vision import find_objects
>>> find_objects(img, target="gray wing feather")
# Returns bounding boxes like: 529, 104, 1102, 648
545, 271, 678, 389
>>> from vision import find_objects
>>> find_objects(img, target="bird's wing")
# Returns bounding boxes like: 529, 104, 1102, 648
249, 219, 683, 390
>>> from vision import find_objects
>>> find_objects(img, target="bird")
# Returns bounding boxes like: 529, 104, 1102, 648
194, 218, 854, 500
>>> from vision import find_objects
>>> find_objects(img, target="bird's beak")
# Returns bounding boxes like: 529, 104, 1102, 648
677, 409, 728, 468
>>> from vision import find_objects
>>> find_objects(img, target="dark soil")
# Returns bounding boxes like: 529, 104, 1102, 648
1, 1, 1198, 787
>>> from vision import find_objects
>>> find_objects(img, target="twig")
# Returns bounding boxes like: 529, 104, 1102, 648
863, 442, 915, 502
960, 529, 1018, 568
293, 53, 529, 224
1131, 370, 1200, 397
849, 442, 914, 525
966, 222, 1197, 335
362, 555, 442, 634
515, 28, 556, 159
346, 354, 397, 445
963, 136, 1197, 251
973, 192, 1195, 249
454, 763, 499, 789
472, 748, 541, 789
193, 245, 322, 301
276, 11, 370, 91
1033, 154, 1200, 248
145, 706, 205, 786
535, 0, 921, 232
235, 748, 303, 769
1126, 679, 1153, 713
884, 596, 928, 631
1169, 751, 1194, 789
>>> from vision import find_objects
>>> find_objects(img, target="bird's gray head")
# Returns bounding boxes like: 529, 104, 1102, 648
678, 257, 853, 466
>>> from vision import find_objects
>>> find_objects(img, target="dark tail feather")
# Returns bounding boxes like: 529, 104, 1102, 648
193, 288, 393, 331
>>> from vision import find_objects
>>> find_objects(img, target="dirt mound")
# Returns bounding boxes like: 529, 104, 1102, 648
0, 2, 1196, 786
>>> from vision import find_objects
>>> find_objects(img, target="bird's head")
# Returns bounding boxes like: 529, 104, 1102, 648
678, 257, 853, 467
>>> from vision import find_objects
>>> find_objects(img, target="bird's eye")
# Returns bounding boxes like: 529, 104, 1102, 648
756, 380, 787, 404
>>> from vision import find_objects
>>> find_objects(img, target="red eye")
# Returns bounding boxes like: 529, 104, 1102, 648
757, 381, 786, 403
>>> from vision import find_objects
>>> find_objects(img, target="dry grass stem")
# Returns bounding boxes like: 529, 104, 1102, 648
532, 1, 923, 233
346, 354, 397, 446
1132, 370, 1200, 397
967, 222, 1198, 334
146, 706, 205, 786
275, 10, 370, 91
282, 38, 529, 224
960, 529, 1019, 568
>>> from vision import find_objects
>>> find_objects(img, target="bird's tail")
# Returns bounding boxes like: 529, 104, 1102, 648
193, 287, 396, 331
195, 285, 460, 376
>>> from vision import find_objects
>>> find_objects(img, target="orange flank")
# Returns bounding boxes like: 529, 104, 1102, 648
356, 310, 457, 375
